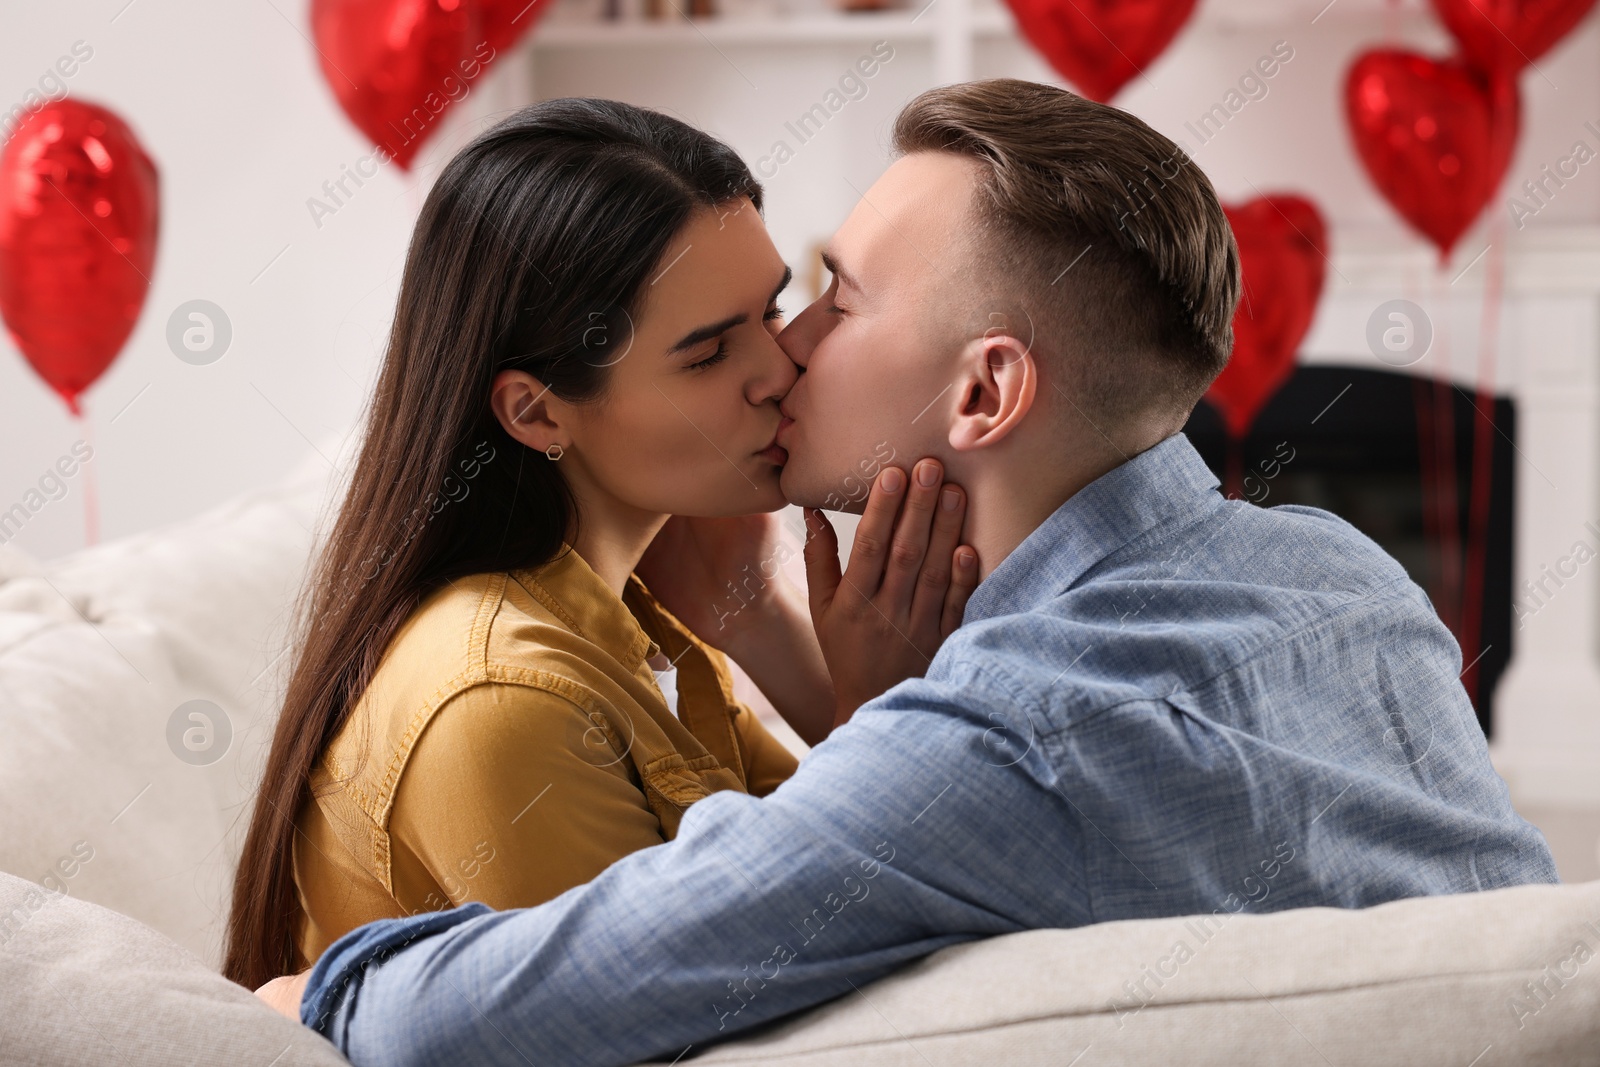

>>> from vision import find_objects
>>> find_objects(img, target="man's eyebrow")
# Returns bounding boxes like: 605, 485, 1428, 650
819, 248, 858, 293
667, 265, 793, 355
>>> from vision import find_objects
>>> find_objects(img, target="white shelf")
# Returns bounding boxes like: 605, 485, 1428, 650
531, 6, 1012, 46
527, 0, 1438, 50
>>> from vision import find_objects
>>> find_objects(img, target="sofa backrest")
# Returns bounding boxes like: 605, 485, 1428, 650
0, 452, 340, 967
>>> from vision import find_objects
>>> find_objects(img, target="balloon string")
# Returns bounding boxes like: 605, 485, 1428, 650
1403, 263, 1439, 621
1224, 432, 1244, 499
75, 403, 99, 547
1382, 0, 1402, 42
1433, 375, 1459, 639
1432, 298, 1462, 638
1458, 225, 1504, 710
1411, 266, 1462, 640
1413, 372, 1440, 611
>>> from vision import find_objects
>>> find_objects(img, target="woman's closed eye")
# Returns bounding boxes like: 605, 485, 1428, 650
687, 341, 729, 371
688, 305, 785, 370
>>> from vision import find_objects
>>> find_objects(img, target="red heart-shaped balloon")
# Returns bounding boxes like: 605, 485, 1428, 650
1344, 49, 1519, 260
0, 100, 160, 415
1204, 195, 1327, 440
478, 0, 552, 53
1429, 0, 1598, 76
1001, 0, 1198, 102
310, 0, 553, 170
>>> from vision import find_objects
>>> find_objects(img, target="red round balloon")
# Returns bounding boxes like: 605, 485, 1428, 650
1344, 49, 1519, 260
1205, 196, 1327, 440
1429, 0, 1598, 76
1002, 0, 1197, 102
0, 100, 160, 415
310, 0, 552, 170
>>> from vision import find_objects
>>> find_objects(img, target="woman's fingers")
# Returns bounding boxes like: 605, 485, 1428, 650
908, 480, 966, 639
805, 459, 978, 722
940, 545, 980, 639
839, 465, 908, 606
802, 507, 843, 620
877, 459, 946, 618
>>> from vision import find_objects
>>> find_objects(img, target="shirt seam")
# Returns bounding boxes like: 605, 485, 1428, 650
1159, 584, 1411, 711
953, 584, 1415, 739
1082, 493, 1234, 593
371, 576, 506, 825
510, 568, 587, 640
926, 657, 1093, 922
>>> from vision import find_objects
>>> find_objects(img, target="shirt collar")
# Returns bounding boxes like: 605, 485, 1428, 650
509, 544, 659, 672
961, 431, 1223, 627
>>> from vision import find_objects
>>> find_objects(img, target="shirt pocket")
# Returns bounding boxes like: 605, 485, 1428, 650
639, 752, 720, 807
638, 752, 748, 839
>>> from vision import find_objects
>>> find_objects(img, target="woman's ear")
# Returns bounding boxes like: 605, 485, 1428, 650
947, 333, 1038, 453
490, 369, 569, 454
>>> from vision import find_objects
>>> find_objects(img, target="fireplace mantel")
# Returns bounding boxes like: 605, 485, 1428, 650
1299, 224, 1600, 808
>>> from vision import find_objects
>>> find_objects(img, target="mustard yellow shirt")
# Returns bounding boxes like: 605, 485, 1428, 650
290, 544, 799, 968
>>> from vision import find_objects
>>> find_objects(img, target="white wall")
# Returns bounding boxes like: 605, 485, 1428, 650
0, 0, 491, 558
2, 0, 1598, 560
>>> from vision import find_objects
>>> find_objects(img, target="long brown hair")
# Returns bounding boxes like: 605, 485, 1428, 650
223, 98, 762, 989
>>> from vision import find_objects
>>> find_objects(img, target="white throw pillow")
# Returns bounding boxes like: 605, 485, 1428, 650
0, 456, 340, 967
0, 870, 349, 1066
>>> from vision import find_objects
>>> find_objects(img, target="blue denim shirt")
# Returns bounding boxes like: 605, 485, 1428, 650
300, 432, 1557, 1067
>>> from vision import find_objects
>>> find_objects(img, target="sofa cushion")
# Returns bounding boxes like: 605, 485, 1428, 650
8, 866, 1595, 1067
0, 453, 339, 968
0, 870, 348, 1066
674, 878, 1600, 1066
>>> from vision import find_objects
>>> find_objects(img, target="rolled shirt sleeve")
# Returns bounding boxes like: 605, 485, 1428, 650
301, 662, 1085, 1067
729, 700, 800, 798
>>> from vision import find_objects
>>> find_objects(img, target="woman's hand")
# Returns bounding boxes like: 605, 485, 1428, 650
637, 512, 836, 746
803, 458, 979, 727
255, 969, 312, 1021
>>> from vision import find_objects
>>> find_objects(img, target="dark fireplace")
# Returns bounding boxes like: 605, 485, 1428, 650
1183, 364, 1516, 737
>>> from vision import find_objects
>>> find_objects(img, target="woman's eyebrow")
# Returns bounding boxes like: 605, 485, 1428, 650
669, 314, 745, 354
667, 264, 794, 355
771, 264, 794, 304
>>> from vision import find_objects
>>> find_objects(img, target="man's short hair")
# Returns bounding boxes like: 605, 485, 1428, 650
893, 79, 1241, 428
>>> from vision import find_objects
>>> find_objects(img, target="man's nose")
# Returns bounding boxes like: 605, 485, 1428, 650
752, 321, 801, 406
776, 296, 829, 368
775, 321, 809, 370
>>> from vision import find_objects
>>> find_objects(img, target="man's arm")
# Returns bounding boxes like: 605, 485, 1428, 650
300, 665, 1085, 1067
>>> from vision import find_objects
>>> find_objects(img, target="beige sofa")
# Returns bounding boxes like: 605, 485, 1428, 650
2, 453, 1596, 1066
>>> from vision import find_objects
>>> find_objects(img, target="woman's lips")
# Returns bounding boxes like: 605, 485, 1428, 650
760, 417, 794, 465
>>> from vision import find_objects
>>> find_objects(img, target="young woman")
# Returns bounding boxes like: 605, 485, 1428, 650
223, 99, 977, 990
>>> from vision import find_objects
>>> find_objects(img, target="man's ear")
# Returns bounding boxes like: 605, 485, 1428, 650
490, 369, 569, 454
947, 333, 1038, 453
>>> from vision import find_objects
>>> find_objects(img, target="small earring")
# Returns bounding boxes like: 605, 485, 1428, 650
545, 443, 565, 461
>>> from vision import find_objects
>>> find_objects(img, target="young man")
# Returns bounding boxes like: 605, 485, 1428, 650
263, 80, 1557, 1065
